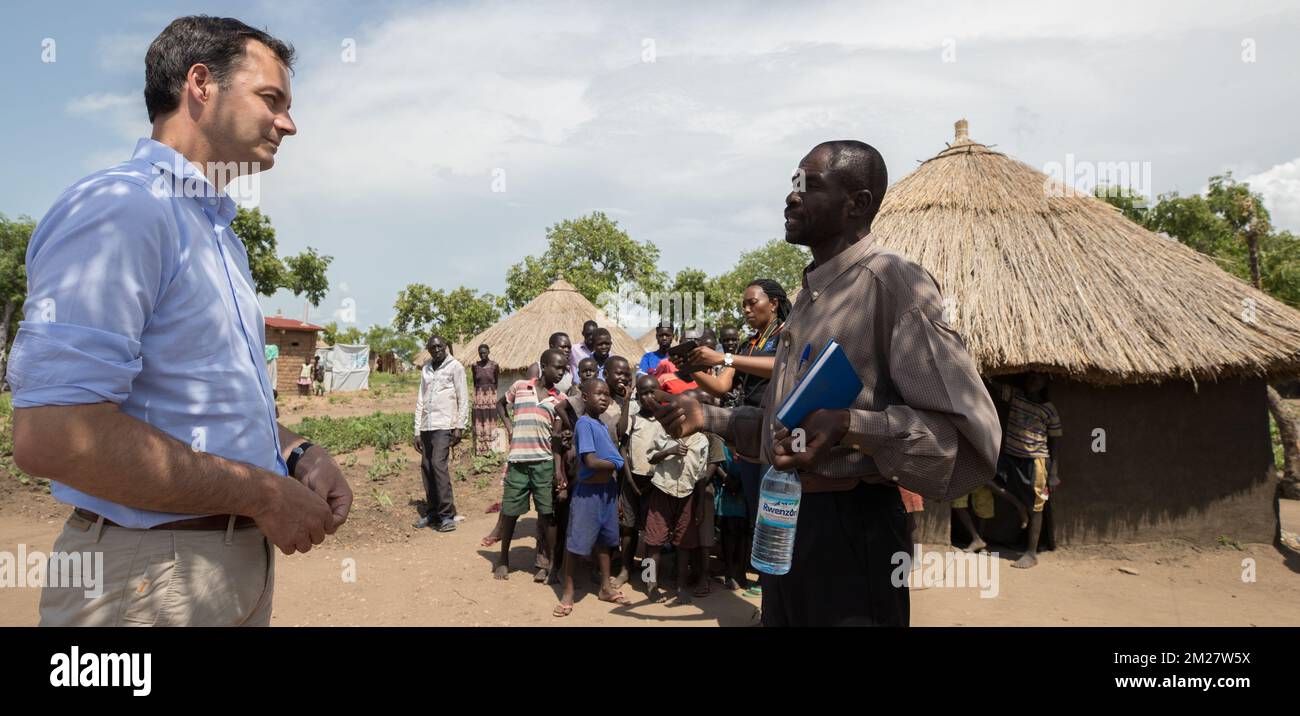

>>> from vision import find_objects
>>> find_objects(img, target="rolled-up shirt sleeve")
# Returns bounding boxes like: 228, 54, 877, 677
840, 306, 1001, 501
7, 179, 172, 408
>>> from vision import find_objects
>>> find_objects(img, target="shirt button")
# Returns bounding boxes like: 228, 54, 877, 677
812, 291, 819, 299
890, 475, 899, 482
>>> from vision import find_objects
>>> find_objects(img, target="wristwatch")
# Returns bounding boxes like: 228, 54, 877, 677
723, 352, 734, 367
287, 441, 316, 477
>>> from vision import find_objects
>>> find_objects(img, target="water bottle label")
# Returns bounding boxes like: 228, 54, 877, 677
756, 493, 799, 529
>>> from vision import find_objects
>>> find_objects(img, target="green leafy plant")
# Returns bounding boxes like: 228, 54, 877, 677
291, 412, 410, 453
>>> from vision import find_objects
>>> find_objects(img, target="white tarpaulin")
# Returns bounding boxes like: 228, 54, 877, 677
320, 343, 370, 392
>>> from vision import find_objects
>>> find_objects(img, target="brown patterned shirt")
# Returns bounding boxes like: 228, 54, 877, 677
700, 234, 1001, 500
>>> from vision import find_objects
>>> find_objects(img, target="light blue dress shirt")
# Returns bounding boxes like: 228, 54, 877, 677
7, 138, 287, 528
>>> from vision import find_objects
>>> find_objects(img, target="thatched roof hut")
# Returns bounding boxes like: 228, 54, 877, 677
872, 120, 1299, 546
872, 118, 1300, 386
463, 279, 643, 372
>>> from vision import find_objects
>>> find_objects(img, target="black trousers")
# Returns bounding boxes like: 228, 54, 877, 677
760, 482, 910, 627
419, 430, 456, 522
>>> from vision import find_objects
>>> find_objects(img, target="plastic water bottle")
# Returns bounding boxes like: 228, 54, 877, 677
751, 466, 802, 575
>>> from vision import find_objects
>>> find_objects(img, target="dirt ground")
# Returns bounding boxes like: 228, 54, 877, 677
2, 382, 1299, 627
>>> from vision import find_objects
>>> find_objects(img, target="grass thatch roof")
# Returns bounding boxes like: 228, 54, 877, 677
458, 279, 644, 371
637, 328, 661, 352
870, 119, 1300, 386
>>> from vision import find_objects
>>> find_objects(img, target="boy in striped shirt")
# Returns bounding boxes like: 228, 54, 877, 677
493, 349, 569, 581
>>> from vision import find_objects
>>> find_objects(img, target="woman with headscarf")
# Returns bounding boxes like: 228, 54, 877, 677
685, 278, 791, 595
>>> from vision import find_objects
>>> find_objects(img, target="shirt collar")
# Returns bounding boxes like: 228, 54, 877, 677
801, 233, 880, 303
133, 138, 238, 225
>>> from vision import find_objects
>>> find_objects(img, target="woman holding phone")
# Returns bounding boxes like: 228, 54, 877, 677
686, 278, 790, 595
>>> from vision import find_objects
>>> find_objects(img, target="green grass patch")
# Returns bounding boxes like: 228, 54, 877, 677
290, 411, 410, 453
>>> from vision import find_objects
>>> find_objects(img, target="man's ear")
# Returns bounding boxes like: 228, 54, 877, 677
187, 63, 215, 105
847, 188, 874, 219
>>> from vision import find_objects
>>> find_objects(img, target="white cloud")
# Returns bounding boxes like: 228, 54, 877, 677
44, 0, 1293, 328
1245, 158, 1300, 233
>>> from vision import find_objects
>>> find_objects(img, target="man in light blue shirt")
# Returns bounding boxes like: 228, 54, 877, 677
8, 16, 351, 626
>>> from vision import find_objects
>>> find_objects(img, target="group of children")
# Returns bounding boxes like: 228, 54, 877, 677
484, 329, 749, 618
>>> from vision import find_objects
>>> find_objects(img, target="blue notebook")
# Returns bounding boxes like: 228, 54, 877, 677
774, 340, 863, 430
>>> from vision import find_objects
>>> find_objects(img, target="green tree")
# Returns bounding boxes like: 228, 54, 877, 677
1093, 184, 1149, 224
321, 321, 363, 346
365, 324, 422, 361
0, 214, 35, 385
503, 212, 666, 311
231, 207, 333, 305
393, 283, 502, 346
650, 267, 710, 332
706, 239, 811, 328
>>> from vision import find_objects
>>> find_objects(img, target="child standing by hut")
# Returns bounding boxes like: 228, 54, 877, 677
989, 373, 1062, 568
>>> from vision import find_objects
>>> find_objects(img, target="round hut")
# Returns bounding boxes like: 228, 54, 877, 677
463, 279, 644, 394
872, 119, 1300, 545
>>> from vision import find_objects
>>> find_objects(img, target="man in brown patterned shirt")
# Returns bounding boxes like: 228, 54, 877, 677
654, 140, 1001, 626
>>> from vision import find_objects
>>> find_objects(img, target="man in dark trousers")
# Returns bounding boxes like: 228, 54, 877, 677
654, 140, 1002, 626
413, 335, 468, 531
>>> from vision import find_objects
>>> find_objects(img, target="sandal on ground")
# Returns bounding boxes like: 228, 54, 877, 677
598, 590, 632, 605
552, 603, 573, 617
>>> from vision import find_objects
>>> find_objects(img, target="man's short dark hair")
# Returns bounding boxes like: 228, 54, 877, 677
540, 348, 566, 366
814, 140, 888, 226
548, 332, 569, 347
145, 15, 296, 122
591, 327, 612, 340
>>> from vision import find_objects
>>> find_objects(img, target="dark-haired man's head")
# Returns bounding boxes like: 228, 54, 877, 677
539, 348, 567, 388
654, 324, 674, 351
579, 378, 610, 417
577, 357, 599, 382
549, 332, 572, 362
426, 335, 447, 367
146, 16, 298, 180
785, 140, 887, 248
591, 328, 613, 361
605, 356, 632, 398
582, 320, 598, 348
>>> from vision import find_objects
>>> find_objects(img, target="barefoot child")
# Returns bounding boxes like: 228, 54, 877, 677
643, 415, 710, 605
555, 379, 632, 616
493, 349, 568, 582
619, 375, 668, 587
988, 373, 1061, 568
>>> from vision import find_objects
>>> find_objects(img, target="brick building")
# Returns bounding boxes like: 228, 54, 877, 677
265, 316, 324, 394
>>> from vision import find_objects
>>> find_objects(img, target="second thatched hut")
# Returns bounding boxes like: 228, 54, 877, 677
871, 119, 1300, 545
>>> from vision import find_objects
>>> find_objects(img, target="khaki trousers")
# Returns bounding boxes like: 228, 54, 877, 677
38, 510, 275, 627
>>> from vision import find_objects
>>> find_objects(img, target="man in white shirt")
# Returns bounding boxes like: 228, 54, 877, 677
413, 335, 469, 531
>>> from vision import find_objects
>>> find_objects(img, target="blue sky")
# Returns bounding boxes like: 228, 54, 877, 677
3, 0, 1299, 332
